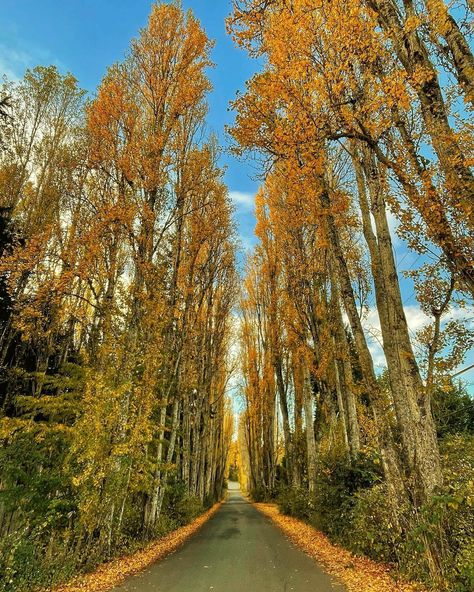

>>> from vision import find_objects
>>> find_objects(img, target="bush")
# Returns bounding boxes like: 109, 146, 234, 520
277, 452, 381, 541
342, 438, 474, 591
278, 486, 314, 521
0, 526, 77, 592
250, 485, 276, 503
174, 496, 204, 525
311, 451, 382, 538
438, 434, 474, 591
162, 480, 204, 527
347, 483, 403, 564
276, 437, 474, 592
0, 477, 208, 592
432, 383, 474, 438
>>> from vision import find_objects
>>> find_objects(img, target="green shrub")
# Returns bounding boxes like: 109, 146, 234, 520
312, 451, 382, 538
348, 483, 403, 563
0, 477, 208, 592
250, 485, 276, 503
339, 437, 473, 590
454, 538, 474, 592
275, 443, 474, 590
0, 526, 77, 592
278, 486, 314, 521
163, 480, 204, 527
174, 495, 204, 525
438, 434, 474, 591
432, 383, 474, 438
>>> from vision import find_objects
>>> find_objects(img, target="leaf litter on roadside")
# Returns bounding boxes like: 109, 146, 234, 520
49, 503, 222, 592
255, 503, 426, 592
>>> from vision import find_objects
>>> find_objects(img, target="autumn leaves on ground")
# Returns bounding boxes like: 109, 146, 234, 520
0, 1, 473, 591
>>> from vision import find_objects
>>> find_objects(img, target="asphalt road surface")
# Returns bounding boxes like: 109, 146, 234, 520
114, 486, 345, 592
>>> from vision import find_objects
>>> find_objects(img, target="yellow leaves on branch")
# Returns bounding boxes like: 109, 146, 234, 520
408, 65, 437, 92
255, 503, 426, 592
87, 1, 213, 191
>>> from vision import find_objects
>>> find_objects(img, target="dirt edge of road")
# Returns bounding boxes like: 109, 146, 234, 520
49, 502, 223, 592
254, 503, 426, 592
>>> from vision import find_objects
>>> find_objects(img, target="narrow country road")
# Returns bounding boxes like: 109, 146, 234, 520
114, 486, 345, 592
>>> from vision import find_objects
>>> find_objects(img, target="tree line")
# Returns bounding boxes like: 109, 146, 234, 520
0, 3, 237, 590
229, 1, 474, 590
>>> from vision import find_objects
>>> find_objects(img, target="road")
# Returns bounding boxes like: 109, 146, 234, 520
114, 485, 345, 592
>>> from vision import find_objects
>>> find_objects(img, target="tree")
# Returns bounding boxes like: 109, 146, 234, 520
0, 3, 237, 587
229, 0, 474, 584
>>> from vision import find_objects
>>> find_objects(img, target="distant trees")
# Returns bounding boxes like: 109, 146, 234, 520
230, 0, 473, 588
0, 3, 236, 589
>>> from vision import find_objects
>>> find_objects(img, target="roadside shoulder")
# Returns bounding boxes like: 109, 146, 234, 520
254, 503, 426, 592
49, 502, 222, 592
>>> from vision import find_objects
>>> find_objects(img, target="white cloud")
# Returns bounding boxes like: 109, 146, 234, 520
368, 208, 401, 247
0, 45, 31, 81
387, 209, 402, 247
362, 307, 386, 369
363, 303, 440, 339
0, 42, 66, 83
229, 191, 255, 212
239, 234, 257, 253
368, 341, 387, 368
403, 305, 431, 332
362, 303, 474, 380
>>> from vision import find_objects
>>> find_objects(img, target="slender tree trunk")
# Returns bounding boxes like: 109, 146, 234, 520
424, 0, 474, 105
155, 398, 180, 522
333, 355, 350, 454
360, 147, 442, 501
303, 369, 318, 493
367, 0, 474, 229
322, 177, 408, 513
329, 257, 361, 457
275, 357, 293, 483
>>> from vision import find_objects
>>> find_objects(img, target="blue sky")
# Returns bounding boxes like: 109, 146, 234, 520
0, 0, 260, 252
1, 1, 473, 389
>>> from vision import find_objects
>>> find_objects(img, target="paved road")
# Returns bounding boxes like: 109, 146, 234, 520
115, 487, 344, 592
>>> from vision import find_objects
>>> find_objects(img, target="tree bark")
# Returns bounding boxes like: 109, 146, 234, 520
358, 147, 443, 501
367, 0, 474, 229
303, 369, 318, 493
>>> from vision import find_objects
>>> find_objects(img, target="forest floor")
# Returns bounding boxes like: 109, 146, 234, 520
254, 502, 427, 592
50, 503, 222, 592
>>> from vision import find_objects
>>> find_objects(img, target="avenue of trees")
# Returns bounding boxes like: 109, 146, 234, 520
0, 1, 473, 591
230, 1, 474, 590
0, 4, 236, 590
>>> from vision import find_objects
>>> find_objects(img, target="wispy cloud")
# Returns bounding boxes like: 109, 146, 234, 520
363, 303, 432, 337
0, 42, 65, 83
362, 303, 474, 381
229, 190, 255, 212
368, 208, 402, 247
0, 45, 32, 81
239, 234, 257, 253
387, 209, 402, 247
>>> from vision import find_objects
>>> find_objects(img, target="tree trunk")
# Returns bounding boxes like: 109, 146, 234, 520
303, 369, 318, 493
424, 0, 474, 105
322, 176, 408, 513
275, 357, 294, 483
329, 256, 361, 458
367, 0, 474, 229
359, 147, 442, 501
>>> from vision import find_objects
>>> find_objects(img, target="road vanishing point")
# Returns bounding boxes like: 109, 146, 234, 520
115, 484, 345, 592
